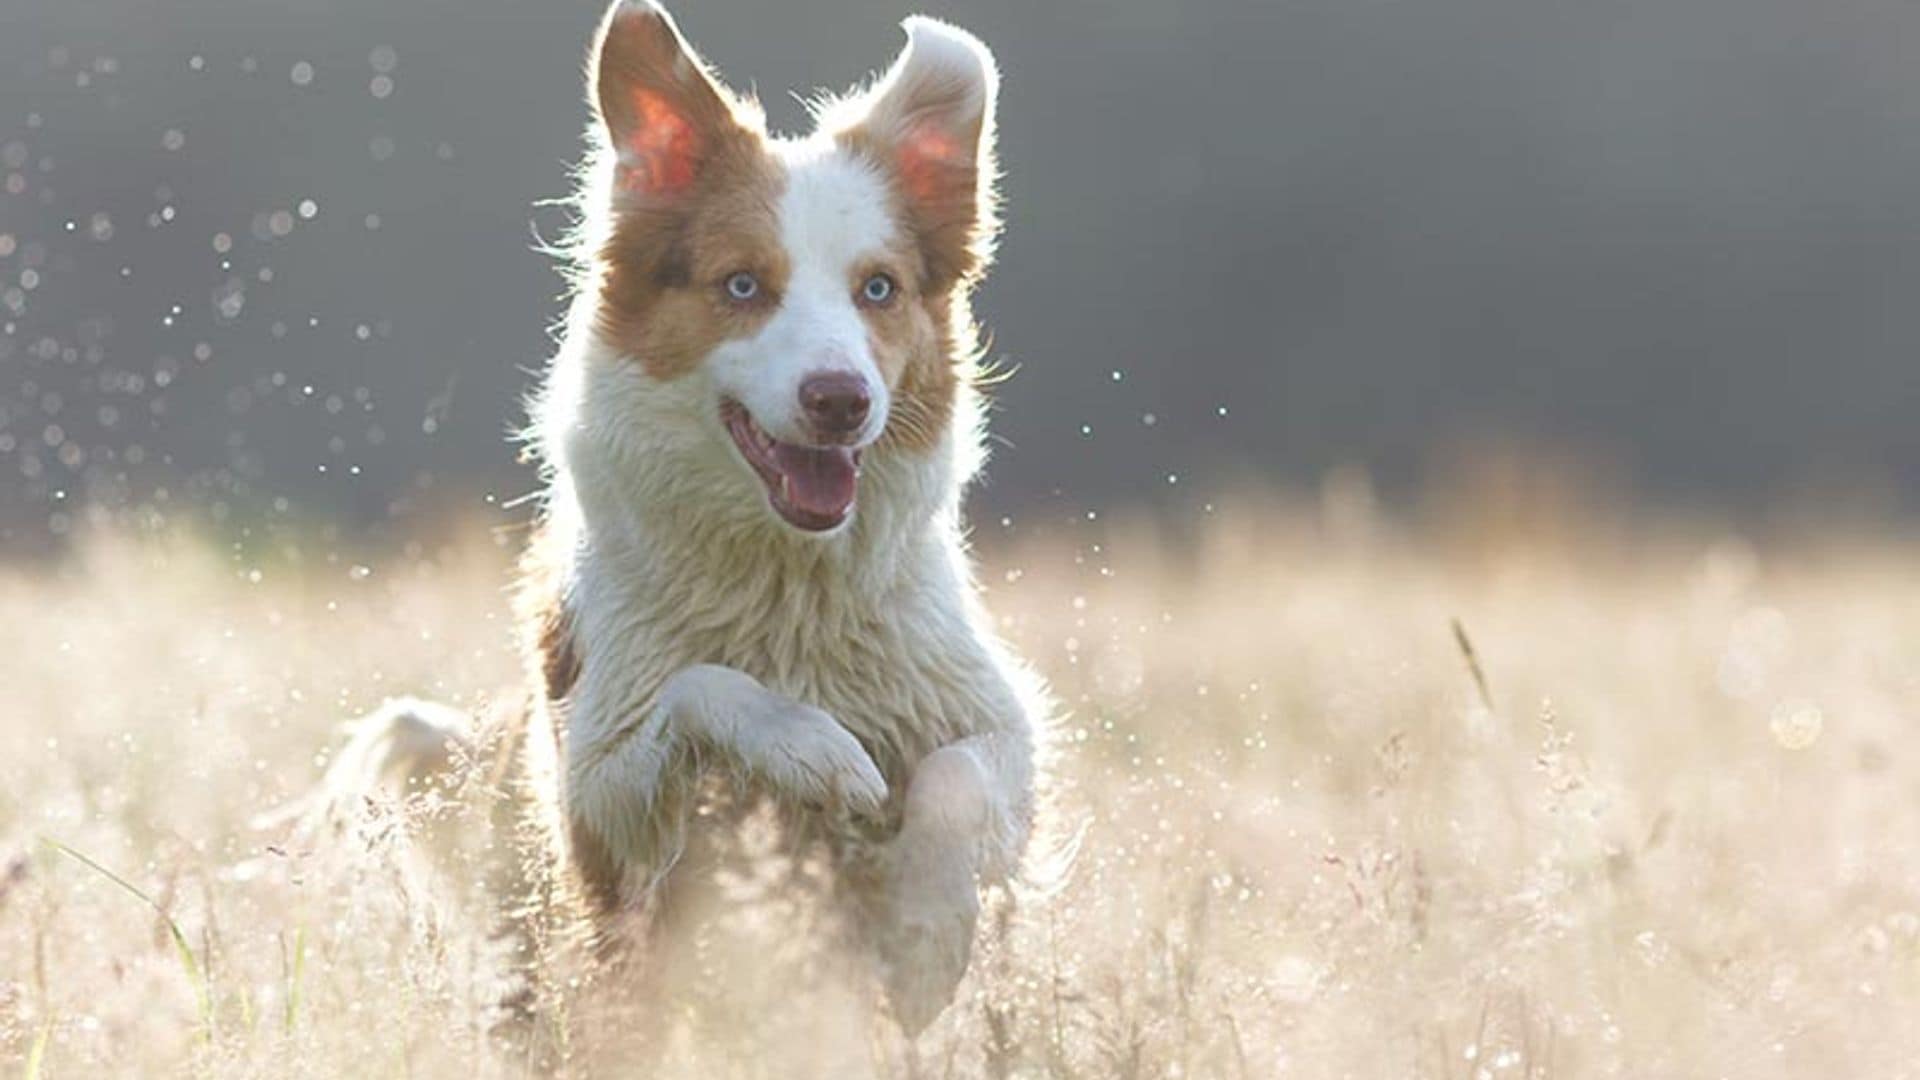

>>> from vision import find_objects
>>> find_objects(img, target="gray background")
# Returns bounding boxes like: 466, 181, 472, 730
4, 0, 1919, 549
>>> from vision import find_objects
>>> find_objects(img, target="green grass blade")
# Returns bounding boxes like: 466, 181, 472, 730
21, 1018, 52, 1080
38, 837, 215, 1042
284, 925, 307, 1035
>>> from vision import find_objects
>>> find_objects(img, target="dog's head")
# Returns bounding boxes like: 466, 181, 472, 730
574, 0, 998, 535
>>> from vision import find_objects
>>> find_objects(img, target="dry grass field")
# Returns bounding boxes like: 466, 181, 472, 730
2, 499, 1919, 1078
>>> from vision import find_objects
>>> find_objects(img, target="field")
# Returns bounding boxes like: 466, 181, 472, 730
2, 500, 1919, 1078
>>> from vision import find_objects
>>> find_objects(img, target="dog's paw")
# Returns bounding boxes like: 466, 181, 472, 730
666, 665, 889, 813
748, 699, 889, 814
877, 838, 980, 1036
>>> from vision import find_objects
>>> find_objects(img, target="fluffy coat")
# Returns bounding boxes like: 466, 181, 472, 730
322, 0, 1046, 1039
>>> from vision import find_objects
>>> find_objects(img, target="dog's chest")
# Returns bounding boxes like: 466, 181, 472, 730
581, 546, 1011, 779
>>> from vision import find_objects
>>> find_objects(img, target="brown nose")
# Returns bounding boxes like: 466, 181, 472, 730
798, 371, 871, 438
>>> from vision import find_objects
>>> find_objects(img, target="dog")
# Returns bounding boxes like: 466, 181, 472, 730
305, 0, 1046, 1043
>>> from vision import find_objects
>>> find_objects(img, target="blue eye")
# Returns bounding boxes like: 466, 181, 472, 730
861, 273, 895, 305
725, 271, 759, 301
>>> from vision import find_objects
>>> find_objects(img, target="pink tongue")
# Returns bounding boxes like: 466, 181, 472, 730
770, 442, 858, 519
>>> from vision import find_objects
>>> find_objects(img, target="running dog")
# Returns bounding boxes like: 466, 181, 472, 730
313, 0, 1046, 1039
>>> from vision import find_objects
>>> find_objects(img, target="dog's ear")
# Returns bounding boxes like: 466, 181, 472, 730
834, 18, 1001, 289
590, 0, 758, 199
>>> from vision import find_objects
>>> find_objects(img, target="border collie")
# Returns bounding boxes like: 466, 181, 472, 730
311, 0, 1047, 1040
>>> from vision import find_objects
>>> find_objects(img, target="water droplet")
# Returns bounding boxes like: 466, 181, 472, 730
212, 277, 246, 322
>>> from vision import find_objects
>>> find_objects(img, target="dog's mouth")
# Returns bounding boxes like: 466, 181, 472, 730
721, 400, 863, 533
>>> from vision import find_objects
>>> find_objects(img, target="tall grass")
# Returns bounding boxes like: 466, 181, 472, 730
1, 504, 1917, 1076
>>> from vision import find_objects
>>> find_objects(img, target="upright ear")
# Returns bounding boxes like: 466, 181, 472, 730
590, 0, 759, 199
833, 17, 1000, 290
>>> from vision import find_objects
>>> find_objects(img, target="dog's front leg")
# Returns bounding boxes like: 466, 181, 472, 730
878, 730, 1033, 1034
568, 664, 890, 885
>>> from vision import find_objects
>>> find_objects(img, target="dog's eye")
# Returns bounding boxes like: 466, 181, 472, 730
724, 271, 760, 302
860, 273, 896, 305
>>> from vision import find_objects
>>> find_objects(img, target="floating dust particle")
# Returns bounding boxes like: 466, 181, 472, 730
1771, 701, 1823, 750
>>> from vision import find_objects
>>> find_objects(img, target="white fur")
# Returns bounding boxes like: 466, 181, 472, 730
711, 146, 898, 448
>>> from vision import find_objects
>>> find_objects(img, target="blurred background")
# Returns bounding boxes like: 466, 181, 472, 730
9, 7, 1920, 1074
3, 0, 1919, 552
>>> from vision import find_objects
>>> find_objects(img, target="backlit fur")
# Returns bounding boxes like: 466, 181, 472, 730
422, 0, 1042, 1039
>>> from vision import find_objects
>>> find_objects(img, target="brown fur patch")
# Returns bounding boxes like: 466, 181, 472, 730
515, 522, 580, 704
846, 239, 963, 452
890, 294, 965, 452
837, 127, 991, 298
834, 54, 998, 453
597, 158, 789, 380
593, 5, 747, 199
515, 524, 628, 919
589, 3, 791, 381
566, 810, 627, 916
